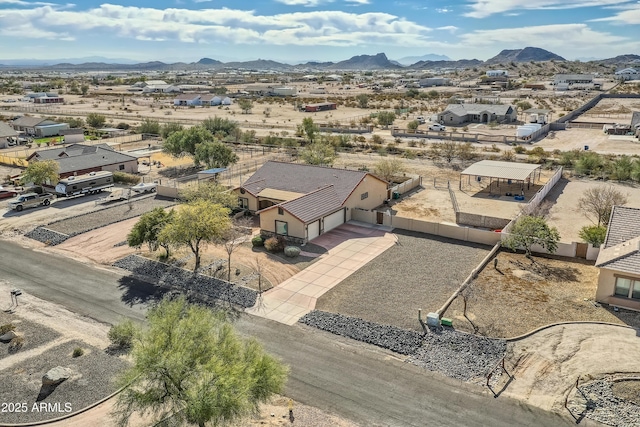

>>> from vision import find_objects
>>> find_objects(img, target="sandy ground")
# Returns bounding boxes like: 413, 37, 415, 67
543, 177, 640, 242
536, 128, 640, 156
500, 323, 640, 413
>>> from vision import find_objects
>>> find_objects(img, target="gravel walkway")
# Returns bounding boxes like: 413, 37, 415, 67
26, 196, 176, 245
315, 229, 490, 331
0, 339, 129, 424
0, 313, 61, 360
299, 310, 506, 382
568, 377, 640, 427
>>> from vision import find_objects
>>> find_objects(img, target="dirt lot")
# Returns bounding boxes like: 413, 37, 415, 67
542, 177, 640, 242
445, 251, 640, 339
536, 127, 640, 155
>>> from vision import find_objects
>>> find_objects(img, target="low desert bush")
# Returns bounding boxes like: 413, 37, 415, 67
9, 336, 24, 352
72, 347, 84, 358
0, 323, 16, 335
108, 319, 137, 349
284, 246, 301, 258
113, 171, 141, 185
264, 236, 285, 253
251, 235, 264, 247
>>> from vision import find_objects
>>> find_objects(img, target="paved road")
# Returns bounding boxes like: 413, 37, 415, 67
0, 240, 593, 427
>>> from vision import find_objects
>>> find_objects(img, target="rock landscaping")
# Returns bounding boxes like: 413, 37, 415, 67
114, 254, 258, 308
299, 310, 506, 381
0, 315, 61, 359
567, 376, 640, 427
26, 195, 176, 246
0, 339, 129, 424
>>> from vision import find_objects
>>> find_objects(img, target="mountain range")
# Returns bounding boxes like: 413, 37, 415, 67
0, 48, 638, 72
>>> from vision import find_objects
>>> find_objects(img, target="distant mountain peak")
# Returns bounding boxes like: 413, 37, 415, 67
327, 52, 401, 70
197, 57, 222, 65
485, 47, 565, 64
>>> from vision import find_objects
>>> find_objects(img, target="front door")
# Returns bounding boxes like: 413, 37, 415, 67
376, 211, 384, 224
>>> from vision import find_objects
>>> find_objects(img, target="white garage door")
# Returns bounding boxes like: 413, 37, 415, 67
323, 209, 345, 233
307, 220, 320, 241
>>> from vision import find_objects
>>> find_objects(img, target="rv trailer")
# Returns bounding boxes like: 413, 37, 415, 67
55, 171, 114, 196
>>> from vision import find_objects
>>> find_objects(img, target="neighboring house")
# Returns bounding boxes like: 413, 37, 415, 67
201, 94, 222, 106
615, 68, 639, 81
11, 117, 69, 137
486, 70, 508, 77
553, 74, 598, 90
234, 161, 388, 243
631, 111, 640, 139
0, 122, 18, 149
419, 77, 450, 87
595, 206, 640, 311
33, 95, 64, 104
437, 104, 517, 125
303, 102, 337, 112
143, 84, 181, 93
173, 94, 202, 106
26, 143, 139, 177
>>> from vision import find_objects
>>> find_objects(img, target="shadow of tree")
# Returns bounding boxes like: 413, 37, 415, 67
117, 276, 170, 307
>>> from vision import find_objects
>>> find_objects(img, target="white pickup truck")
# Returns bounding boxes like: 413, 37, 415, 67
8, 192, 54, 211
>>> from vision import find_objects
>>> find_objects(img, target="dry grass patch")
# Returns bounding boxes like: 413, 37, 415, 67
447, 251, 640, 338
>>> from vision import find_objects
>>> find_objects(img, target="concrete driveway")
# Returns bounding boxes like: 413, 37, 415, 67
246, 222, 396, 325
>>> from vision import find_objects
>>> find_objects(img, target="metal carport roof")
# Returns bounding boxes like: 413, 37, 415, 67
460, 160, 541, 181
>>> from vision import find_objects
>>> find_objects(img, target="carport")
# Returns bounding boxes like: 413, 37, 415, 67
459, 160, 542, 196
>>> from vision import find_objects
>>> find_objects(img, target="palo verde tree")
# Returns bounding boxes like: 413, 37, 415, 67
127, 208, 174, 258
237, 98, 253, 114
138, 118, 161, 135
373, 158, 406, 183
163, 126, 213, 158
86, 113, 106, 128
502, 215, 560, 258
201, 116, 239, 139
299, 117, 319, 143
300, 141, 336, 166
21, 159, 59, 187
178, 181, 237, 208
194, 140, 239, 170
577, 185, 628, 226
160, 122, 184, 139
376, 111, 396, 129
113, 297, 288, 427
158, 200, 231, 271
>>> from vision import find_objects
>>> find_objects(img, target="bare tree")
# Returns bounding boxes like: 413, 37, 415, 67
220, 217, 252, 282
577, 185, 628, 226
429, 141, 459, 164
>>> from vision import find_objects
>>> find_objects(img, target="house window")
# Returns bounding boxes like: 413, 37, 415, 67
275, 220, 288, 236
119, 164, 125, 170
278, 207, 284, 215
361, 192, 369, 200
238, 197, 248, 209
614, 276, 640, 299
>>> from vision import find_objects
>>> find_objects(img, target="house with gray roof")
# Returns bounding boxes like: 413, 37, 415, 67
11, 116, 69, 137
437, 103, 517, 125
0, 122, 18, 148
595, 206, 640, 311
26, 143, 139, 178
234, 161, 388, 242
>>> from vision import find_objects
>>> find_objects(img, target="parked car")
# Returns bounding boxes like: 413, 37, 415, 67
0, 190, 18, 199
416, 116, 426, 124
429, 123, 446, 131
8, 192, 54, 211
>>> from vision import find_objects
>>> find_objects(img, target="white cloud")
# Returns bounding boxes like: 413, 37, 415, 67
591, 4, 640, 23
437, 25, 458, 33
0, 0, 56, 5
464, 0, 632, 19
345, 0, 370, 4
0, 4, 433, 46
274, 0, 334, 6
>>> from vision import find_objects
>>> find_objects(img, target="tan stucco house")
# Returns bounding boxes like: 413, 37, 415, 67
234, 161, 388, 243
595, 206, 640, 311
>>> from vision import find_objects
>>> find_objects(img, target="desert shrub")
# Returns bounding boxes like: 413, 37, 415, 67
284, 246, 301, 258
108, 319, 137, 349
0, 323, 16, 335
251, 235, 264, 247
513, 145, 527, 154
72, 347, 84, 358
264, 236, 285, 253
113, 171, 141, 185
9, 335, 24, 352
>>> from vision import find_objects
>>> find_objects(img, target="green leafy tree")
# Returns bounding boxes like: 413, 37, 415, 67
178, 182, 237, 208
66, 117, 85, 128
160, 122, 184, 139
610, 155, 634, 181
86, 113, 106, 128
202, 117, 238, 139
114, 297, 288, 427
80, 84, 90, 95
373, 158, 406, 182
502, 215, 560, 258
300, 117, 319, 143
21, 159, 59, 187
300, 141, 336, 166
356, 94, 369, 109
376, 111, 396, 129
575, 152, 604, 175
577, 185, 628, 226
127, 208, 174, 257
163, 126, 213, 158
138, 119, 161, 135
194, 140, 239, 169
516, 101, 533, 112
579, 225, 607, 247
237, 98, 253, 114
407, 120, 420, 131
159, 200, 231, 271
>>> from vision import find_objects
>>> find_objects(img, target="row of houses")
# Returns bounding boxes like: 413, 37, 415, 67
173, 94, 233, 107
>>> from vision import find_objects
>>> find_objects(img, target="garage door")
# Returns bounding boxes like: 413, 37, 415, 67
323, 209, 345, 233
307, 220, 320, 241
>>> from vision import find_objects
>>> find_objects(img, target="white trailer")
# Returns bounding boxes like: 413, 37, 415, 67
55, 171, 114, 196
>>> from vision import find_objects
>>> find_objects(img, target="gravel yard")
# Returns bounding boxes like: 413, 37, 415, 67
567, 376, 640, 427
0, 313, 61, 360
0, 339, 129, 424
315, 230, 490, 331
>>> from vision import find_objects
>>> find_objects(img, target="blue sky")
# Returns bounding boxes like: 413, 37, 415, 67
0, 0, 638, 63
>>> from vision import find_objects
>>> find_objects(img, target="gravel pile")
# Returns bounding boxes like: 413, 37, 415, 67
299, 310, 506, 381
24, 227, 70, 246
114, 255, 257, 308
408, 328, 507, 381
0, 339, 129, 424
568, 379, 640, 427
299, 311, 424, 355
